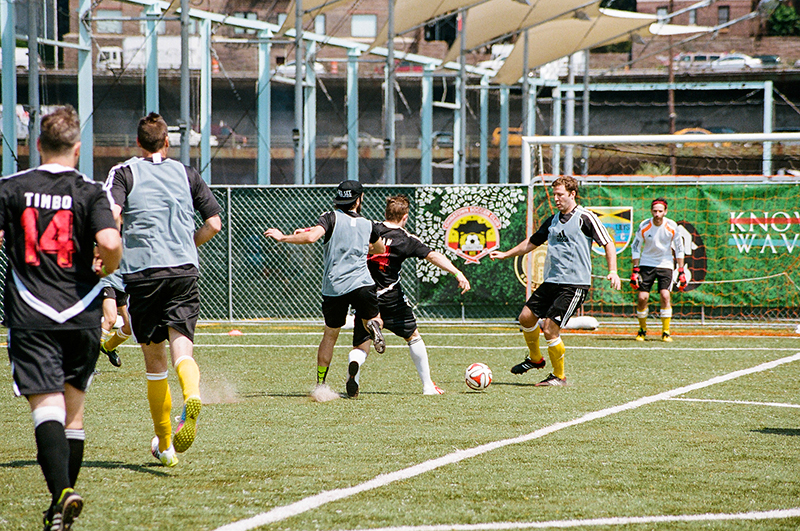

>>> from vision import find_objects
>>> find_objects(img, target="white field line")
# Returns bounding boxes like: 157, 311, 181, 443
125, 344, 800, 351
669, 397, 800, 409
212, 352, 800, 531
194, 331, 800, 339
338, 508, 800, 531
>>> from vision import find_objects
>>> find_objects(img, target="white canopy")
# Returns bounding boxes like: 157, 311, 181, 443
492, 9, 712, 84
439, 0, 602, 64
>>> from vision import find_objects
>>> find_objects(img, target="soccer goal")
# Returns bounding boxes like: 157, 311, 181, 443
520, 132, 800, 323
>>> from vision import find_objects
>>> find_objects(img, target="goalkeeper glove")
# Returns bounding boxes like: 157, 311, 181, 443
677, 266, 688, 291
630, 267, 641, 290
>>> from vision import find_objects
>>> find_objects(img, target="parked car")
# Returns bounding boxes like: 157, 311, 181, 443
432, 131, 453, 148
167, 126, 218, 147
673, 127, 730, 147
491, 127, 522, 146
673, 52, 721, 71
330, 132, 384, 149
754, 54, 781, 67
272, 61, 325, 77
709, 53, 762, 71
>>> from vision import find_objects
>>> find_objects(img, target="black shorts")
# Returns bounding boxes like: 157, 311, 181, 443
524, 283, 587, 329
7, 328, 101, 396
321, 285, 379, 330
353, 290, 417, 345
102, 286, 129, 308
638, 266, 674, 293
126, 276, 200, 344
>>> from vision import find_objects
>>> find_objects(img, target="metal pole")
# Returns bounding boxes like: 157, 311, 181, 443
257, 31, 272, 185
293, 0, 304, 184
199, 18, 211, 183
564, 54, 575, 176
77, 0, 92, 178
479, 75, 488, 184
346, 48, 359, 181
455, 9, 467, 184
521, 30, 529, 136
179, 0, 190, 164
499, 85, 509, 183
145, 4, 159, 113
304, 42, 316, 184
581, 50, 590, 175
763, 80, 773, 176
384, 0, 395, 184
28, 0, 40, 167
420, 63, 433, 185
2, 0, 18, 175
667, 0, 676, 174
552, 85, 562, 177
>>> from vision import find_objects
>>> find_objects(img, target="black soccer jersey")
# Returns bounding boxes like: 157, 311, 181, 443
0, 164, 117, 329
367, 223, 431, 296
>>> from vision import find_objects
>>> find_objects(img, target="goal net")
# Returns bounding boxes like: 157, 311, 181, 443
521, 133, 800, 323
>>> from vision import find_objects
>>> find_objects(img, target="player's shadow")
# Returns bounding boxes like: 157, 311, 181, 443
491, 381, 539, 388
752, 427, 800, 437
241, 391, 322, 398
0, 459, 172, 476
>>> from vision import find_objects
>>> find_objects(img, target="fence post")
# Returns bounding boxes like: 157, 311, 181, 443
227, 187, 233, 321
762, 80, 773, 177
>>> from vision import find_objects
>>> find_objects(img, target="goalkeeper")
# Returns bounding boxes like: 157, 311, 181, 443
630, 198, 686, 342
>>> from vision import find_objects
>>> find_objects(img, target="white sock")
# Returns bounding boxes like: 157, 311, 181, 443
348, 348, 367, 384
408, 337, 435, 391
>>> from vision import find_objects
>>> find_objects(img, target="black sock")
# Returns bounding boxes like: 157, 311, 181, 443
65, 430, 85, 487
35, 421, 70, 504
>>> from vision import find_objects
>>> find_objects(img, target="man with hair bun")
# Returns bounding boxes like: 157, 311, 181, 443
630, 197, 686, 342
0, 105, 121, 529
106, 112, 221, 467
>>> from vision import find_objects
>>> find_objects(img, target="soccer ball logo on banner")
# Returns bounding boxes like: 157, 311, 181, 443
443, 206, 501, 264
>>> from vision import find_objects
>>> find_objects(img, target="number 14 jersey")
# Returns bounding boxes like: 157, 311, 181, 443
0, 164, 117, 329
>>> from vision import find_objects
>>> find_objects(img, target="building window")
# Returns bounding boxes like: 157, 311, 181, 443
689, 9, 697, 25
351, 14, 377, 38
95, 9, 123, 34
314, 14, 326, 35
656, 7, 668, 22
234, 12, 258, 35
718, 6, 730, 25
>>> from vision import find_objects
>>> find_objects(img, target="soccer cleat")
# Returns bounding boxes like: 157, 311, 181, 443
150, 436, 178, 467
43, 488, 83, 531
635, 329, 646, 342
423, 383, 444, 395
173, 395, 201, 453
535, 373, 568, 387
510, 357, 547, 374
662, 332, 673, 342
100, 343, 122, 367
346, 361, 360, 398
366, 319, 386, 353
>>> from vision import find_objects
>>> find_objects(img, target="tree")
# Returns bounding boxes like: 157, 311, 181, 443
767, 4, 800, 36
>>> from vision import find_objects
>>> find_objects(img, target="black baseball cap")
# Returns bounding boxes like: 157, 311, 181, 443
334, 180, 363, 206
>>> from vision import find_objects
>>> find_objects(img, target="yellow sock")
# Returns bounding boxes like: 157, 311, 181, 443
661, 308, 672, 334
521, 326, 544, 363
101, 328, 113, 343
147, 373, 172, 451
103, 328, 130, 351
317, 365, 329, 384
637, 317, 647, 330
175, 356, 201, 402
547, 337, 566, 380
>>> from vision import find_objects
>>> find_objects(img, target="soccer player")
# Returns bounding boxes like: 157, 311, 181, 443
0, 106, 122, 530
98, 270, 131, 367
264, 180, 386, 398
107, 113, 221, 467
489, 176, 621, 386
352, 194, 470, 395
630, 197, 686, 342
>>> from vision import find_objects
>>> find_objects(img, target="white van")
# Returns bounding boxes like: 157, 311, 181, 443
674, 53, 722, 71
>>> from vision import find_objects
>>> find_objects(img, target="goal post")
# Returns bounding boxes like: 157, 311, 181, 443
520, 133, 800, 323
